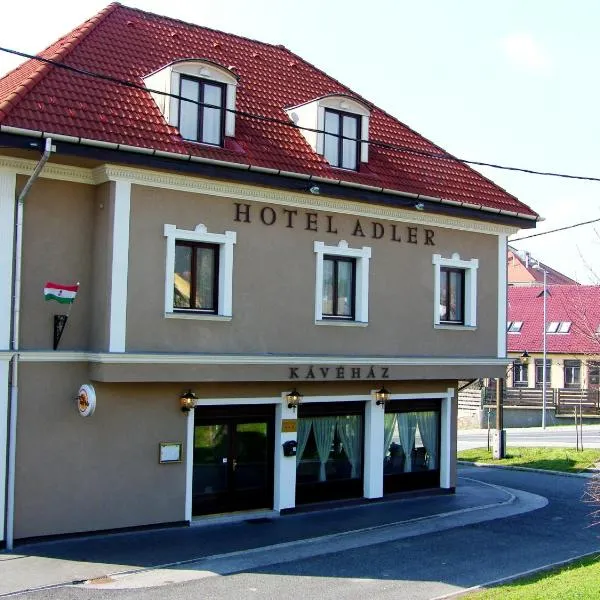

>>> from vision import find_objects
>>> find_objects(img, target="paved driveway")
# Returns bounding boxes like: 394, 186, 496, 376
7, 466, 600, 600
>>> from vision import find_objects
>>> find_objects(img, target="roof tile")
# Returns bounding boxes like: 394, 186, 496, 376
0, 2, 537, 217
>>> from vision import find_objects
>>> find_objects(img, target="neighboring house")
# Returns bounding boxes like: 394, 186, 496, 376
505, 285, 600, 416
507, 246, 577, 287
0, 3, 538, 544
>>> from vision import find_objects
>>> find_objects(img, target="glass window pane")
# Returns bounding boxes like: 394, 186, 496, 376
439, 269, 448, 320
204, 83, 223, 107
202, 107, 222, 145
336, 260, 353, 317
180, 79, 199, 140
194, 246, 215, 310
174, 244, 192, 308
342, 138, 357, 169
324, 133, 339, 166
322, 259, 334, 315
296, 415, 362, 483
448, 271, 463, 321
342, 115, 358, 138
324, 111, 339, 134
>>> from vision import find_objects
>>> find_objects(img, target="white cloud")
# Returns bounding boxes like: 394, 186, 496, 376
502, 33, 550, 72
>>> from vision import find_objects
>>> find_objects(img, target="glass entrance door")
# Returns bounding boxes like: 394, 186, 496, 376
193, 407, 274, 516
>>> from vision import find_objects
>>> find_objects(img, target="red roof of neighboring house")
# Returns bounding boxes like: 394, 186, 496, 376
0, 3, 537, 220
507, 247, 577, 286
507, 285, 600, 354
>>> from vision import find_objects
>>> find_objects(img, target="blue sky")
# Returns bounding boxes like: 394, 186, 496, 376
2, 1, 599, 281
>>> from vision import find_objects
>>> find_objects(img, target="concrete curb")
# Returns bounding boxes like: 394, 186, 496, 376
458, 460, 599, 479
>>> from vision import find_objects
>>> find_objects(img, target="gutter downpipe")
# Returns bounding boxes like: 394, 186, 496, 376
5, 137, 53, 550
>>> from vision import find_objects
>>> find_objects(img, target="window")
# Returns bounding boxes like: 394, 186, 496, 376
314, 240, 370, 324
589, 361, 600, 387
179, 76, 225, 145
322, 256, 356, 319
144, 60, 238, 142
174, 242, 218, 312
439, 267, 464, 324
512, 361, 528, 387
564, 360, 581, 388
432, 253, 478, 328
323, 109, 360, 170
164, 223, 236, 318
507, 321, 523, 333
285, 95, 370, 166
547, 321, 571, 334
535, 358, 551, 387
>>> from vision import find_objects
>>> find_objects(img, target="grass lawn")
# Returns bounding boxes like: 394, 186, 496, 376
457, 447, 600, 473
465, 553, 600, 599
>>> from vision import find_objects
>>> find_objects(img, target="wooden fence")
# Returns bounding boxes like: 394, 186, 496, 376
476, 386, 600, 416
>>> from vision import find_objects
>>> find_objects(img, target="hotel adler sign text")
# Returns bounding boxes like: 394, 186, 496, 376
233, 203, 436, 246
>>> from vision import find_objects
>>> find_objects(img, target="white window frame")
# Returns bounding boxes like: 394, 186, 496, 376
164, 223, 236, 320
507, 320, 523, 333
432, 253, 478, 329
144, 60, 238, 140
314, 240, 371, 325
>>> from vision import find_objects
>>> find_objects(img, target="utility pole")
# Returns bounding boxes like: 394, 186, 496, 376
494, 377, 506, 458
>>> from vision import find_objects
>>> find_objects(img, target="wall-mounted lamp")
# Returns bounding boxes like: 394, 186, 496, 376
179, 390, 198, 413
308, 185, 320, 195
375, 387, 391, 406
286, 388, 303, 409
519, 351, 530, 365
414, 202, 425, 211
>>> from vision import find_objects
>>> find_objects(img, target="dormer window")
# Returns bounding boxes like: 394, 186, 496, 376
179, 76, 225, 145
324, 109, 360, 170
286, 95, 371, 169
144, 60, 238, 146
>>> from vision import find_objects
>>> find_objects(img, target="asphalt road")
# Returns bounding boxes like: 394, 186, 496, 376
458, 426, 600, 451
11, 466, 600, 600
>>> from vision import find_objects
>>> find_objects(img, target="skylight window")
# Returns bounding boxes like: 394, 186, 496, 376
557, 321, 571, 333
507, 321, 523, 333
547, 321, 571, 334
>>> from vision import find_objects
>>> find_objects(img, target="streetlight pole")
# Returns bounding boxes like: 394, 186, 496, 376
541, 268, 548, 429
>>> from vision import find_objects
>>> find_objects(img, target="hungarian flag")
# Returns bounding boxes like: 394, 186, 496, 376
44, 282, 79, 304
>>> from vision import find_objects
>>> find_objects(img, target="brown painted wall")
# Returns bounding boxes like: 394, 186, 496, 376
126, 185, 499, 357
89, 182, 113, 351
14, 363, 187, 539
19, 177, 96, 351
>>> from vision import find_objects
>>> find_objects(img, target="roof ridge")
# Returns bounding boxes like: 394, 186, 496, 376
0, 2, 119, 120
118, 3, 291, 52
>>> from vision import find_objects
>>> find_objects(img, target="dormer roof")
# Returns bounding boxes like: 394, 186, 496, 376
0, 2, 538, 222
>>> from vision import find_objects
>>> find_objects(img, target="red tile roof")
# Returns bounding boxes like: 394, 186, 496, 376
507, 248, 578, 286
0, 3, 537, 219
508, 285, 600, 354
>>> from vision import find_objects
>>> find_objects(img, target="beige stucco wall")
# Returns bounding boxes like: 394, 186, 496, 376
125, 185, 500, 357
507, 351, 600, 388
18, 177, 96, 351
14, 363, 457, 539
14, 362, 187, 539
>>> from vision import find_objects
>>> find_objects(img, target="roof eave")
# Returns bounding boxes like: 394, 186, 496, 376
0, 125, 539, 227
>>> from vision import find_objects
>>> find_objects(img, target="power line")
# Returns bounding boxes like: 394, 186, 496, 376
2, 45, 600, 183
510, 217, 600, 241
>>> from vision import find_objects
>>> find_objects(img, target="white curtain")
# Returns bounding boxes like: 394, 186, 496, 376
417, 411, 438, 469
337, 416, 361, 478
312, 417, 337, 481
397, 412, 417, 472
383, 413, 397, 455
296, 418, 312, 463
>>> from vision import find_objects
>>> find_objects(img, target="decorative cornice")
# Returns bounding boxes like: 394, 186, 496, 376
0, 155, 519, 235
0, 156, 94, 184
94, 164, 519, 236
18, 350, 510, 366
